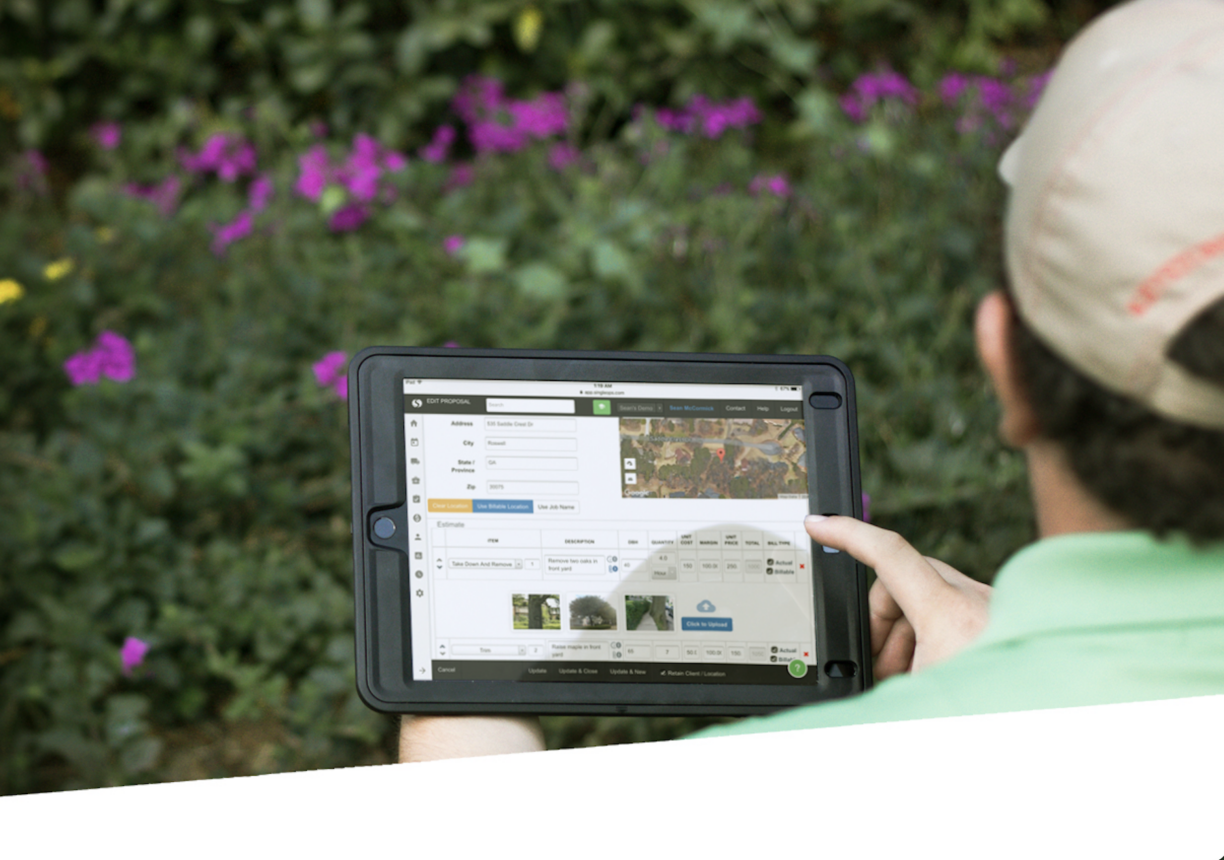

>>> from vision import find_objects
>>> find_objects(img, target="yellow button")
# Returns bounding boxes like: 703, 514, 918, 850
428, 499, 473, 513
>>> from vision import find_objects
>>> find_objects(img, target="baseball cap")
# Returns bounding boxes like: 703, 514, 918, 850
999, 0, 1224, 429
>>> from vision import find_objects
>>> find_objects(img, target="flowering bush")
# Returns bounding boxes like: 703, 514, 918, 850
0, 57, 1050, 793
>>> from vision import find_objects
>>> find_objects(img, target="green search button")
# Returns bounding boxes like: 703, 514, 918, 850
593, 400, 611, 415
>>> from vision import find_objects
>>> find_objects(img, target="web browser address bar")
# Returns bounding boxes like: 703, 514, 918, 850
486, 398, 575, 414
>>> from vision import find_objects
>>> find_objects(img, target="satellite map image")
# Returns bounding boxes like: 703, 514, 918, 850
620, 417, 807, 499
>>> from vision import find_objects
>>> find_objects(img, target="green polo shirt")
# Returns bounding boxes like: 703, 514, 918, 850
696, 531, 1224, 738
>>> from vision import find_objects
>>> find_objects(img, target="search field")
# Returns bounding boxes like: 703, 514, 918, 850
486, 398, 575, 414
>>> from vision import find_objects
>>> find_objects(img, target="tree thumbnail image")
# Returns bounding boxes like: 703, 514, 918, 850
625, 595, 674, 631
568, 595, 618, 630
512, 594, 560, 630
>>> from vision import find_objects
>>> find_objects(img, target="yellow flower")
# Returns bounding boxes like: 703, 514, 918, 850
0, 278, 24, 304
514, 5, 543, 53
44, 258, 74, 281
96, 227, 115, 243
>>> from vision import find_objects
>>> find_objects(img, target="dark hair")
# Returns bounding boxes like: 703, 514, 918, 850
1010, 296, 1224, 543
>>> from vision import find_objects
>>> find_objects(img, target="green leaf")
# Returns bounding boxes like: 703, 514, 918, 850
52, 543, 104, 572
792, 86, 839, 138
768, 35, 818, 75
512, 262, 567, 300
591, 239, 636, 284
461, 237, 509, 275
296, 0, 332, 31
105, 693, 150, 745
120, 736, 163, 774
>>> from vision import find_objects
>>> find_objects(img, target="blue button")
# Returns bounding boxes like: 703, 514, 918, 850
472, 499, 534, 513
681, 617, 733, 632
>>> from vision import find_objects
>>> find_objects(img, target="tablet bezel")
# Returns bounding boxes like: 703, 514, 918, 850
349, 348, 870, 716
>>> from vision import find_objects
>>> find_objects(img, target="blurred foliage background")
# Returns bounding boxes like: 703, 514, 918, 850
1, 0, 1117, 794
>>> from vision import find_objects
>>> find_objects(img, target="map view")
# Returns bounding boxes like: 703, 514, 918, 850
620, 417, 807, 499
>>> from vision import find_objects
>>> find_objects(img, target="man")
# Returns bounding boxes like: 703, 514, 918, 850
400, 0, 1224, 760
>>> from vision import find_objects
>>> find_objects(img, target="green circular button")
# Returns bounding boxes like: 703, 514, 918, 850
788, 659, 807, 678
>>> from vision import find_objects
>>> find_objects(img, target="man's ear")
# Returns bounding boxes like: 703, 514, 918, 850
976, 290, 1042, 447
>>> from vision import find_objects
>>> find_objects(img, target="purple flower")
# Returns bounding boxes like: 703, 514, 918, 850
453, 75, 506, 124
63, 351, 103, 386
508, 92, 568, 138
94, 331, 136, 382
181, 132, 257, 181
420, 125, 456, 163
248, 174, 274, 211
120, 637, 150, 676
210, 210, 254, 256
383, 151, 407, 172
295, 145, 331, 201
443, 341, 459, 348
651, 95, 762, 139
937, 73, 970, 106
299, 137, 405, 212
328, 203, 370, 232
125, 175, 182, 217
443, 235, 465, 255
938, 71, 1048, 134
750, 173, 791, 198
453, 76, 570, 154
91, 121, 122, 150
655, 107, 692, 134
840, 68, 919, 123
976, 77, 1014, 127
862, 492, 871, 523
547, 142, 580, 171
313, 351, 348, 399
64, 331, 136, 386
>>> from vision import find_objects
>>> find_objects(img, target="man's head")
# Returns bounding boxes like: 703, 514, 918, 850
980, 0, 1224, 541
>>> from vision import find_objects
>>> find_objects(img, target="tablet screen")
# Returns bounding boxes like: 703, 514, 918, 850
401, 377, 820, 686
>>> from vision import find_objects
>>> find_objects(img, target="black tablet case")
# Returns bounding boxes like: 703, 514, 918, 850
350, 348, 871, 715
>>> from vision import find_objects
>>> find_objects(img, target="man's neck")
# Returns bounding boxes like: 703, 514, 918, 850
1026, 440, 1132, 538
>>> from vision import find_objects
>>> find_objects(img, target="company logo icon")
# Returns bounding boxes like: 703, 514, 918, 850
411, 399, 423, 408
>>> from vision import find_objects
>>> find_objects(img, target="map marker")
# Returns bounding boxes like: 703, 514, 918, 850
716, 448, 725, 463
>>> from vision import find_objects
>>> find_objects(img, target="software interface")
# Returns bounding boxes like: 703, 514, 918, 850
404, 378, 818, 685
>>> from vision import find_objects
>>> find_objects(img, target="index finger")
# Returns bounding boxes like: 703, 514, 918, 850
804, 514, 954, 628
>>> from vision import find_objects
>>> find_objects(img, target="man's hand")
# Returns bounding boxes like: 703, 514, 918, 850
399, 715, 545, 763
804, 515, 992, 681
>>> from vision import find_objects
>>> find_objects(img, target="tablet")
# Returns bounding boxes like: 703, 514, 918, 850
349, 348, 870, 716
